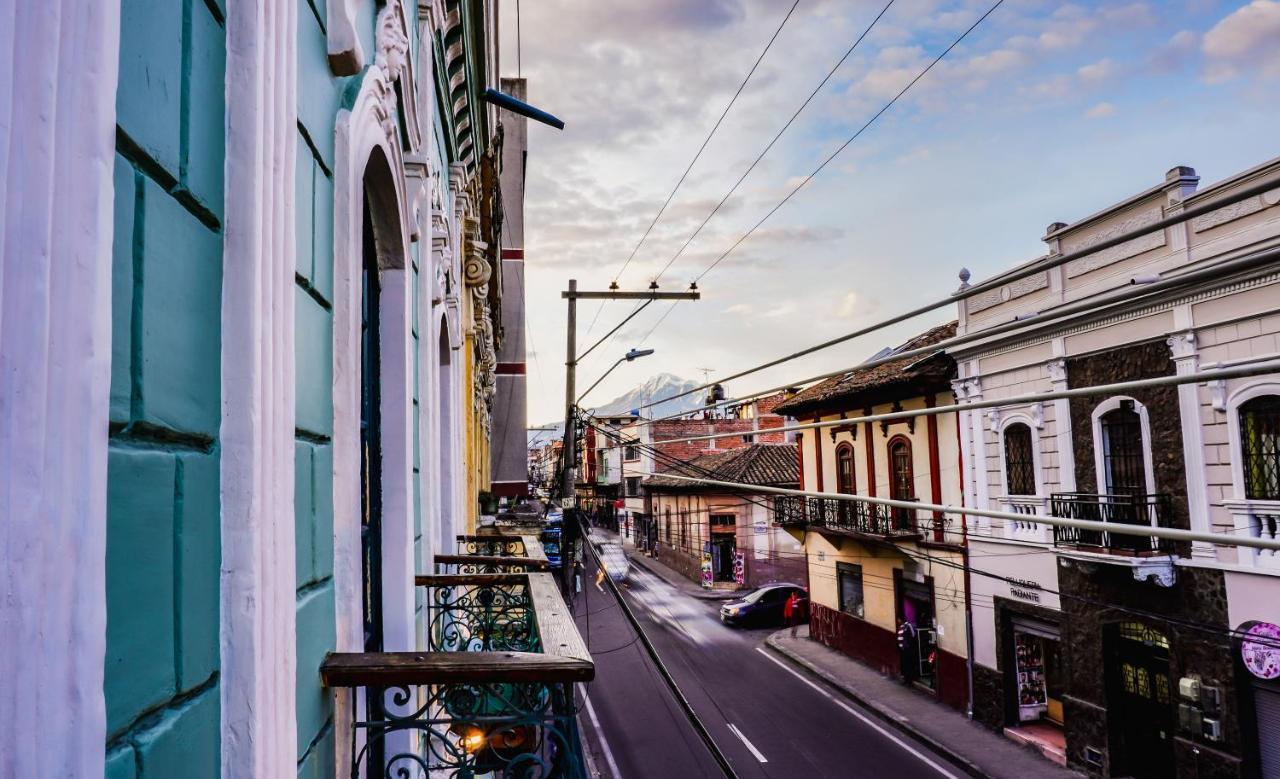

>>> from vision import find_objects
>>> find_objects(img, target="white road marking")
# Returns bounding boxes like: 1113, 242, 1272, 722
727, 723, 768, 763
582, 692, 624, 779
754, 647, 962, 779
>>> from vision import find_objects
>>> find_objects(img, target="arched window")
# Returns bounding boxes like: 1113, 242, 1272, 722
1100, 402, 1147, 494
888, 437, 914, 500
836, 443, 856, 494
1003, 423, 1036, 496
1239, 395, 1280, 500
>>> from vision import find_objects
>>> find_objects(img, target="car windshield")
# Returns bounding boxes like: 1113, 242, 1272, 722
743, 586, 785, 604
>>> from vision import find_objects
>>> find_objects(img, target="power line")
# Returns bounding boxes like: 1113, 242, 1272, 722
582, 0, 802, 341
639, 170, 1280, 412
634, 245, 1280, 425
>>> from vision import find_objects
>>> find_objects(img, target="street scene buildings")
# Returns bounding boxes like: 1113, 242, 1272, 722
5, 2, 1280, 779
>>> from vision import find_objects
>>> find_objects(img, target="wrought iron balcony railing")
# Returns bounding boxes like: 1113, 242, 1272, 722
436, 533, 552, 574
321, 567, 593, 778
1049, 492, 1175, 554
773, 495, 922, 537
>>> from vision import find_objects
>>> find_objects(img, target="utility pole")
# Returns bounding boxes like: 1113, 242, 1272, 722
558, 280, 700, 591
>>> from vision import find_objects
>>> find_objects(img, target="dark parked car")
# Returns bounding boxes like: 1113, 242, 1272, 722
719, 583, 807, 628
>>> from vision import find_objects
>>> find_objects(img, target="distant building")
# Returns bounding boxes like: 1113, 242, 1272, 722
774, 323, 971, 713
645, 443, 806, 589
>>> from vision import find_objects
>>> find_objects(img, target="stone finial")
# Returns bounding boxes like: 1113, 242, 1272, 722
956, 267, 971, 292
1045, 221, 1068, 238
1166, 165, 1197, 182
1164, 165, 1200, 204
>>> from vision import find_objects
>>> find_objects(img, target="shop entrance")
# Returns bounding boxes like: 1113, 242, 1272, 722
1107, 621, 1175, 778
1011, 619, 1064, 725
897, 575, 937, 690
710, 515, 737, 582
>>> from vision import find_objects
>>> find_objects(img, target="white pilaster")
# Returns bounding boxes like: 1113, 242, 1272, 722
1168, 326, 1214, 559
1046, 344, 1077, 492
0, 2, 120, 774
220, 0, 299, 775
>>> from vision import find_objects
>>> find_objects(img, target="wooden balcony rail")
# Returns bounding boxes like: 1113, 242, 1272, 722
320, 570, 593, 778
1049, 492, 1175, 554
435, 533, 550, 574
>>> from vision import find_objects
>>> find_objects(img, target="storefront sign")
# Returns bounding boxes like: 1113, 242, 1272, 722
1241, 621, 1280, 680
753, 518, 768, 536
1009, 577, 1043, 604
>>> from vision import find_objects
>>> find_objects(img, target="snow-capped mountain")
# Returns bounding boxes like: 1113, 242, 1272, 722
528, 373, 704, 444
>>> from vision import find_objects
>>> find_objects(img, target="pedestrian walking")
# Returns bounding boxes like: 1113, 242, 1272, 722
785, 590, 804, 638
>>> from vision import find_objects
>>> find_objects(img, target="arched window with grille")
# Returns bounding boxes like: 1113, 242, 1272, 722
1003, 423, 1036, 496
1239, 395, 1280, 500
836, 443, 856, 495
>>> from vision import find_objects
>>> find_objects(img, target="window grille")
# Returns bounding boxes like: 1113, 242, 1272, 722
1240, 395, 1280, 500
1101, 404, 1146, 494
1003, 423, 1036, 496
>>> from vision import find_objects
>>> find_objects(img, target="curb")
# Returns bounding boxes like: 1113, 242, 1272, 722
626, 552, 742, 600
763, 632, 989, 779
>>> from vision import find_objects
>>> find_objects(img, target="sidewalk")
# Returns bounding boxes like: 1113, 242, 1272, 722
587, 526, 742, 601
765, 627, 1082, 779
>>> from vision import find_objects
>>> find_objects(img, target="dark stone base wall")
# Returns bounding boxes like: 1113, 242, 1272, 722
1059, 561, 1244, 778
972, 662, 1005, 731
653, 544, 806, 590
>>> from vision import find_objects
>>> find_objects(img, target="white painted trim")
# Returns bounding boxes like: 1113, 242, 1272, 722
1168, 330, 1214, 559
996, 413, 1045, 499
326, 0, 365, 76
1225, 380, 1280, 567
219, 0, 299, 775
331, 63, 413, 766
0, 2, 120, 773
1090, 396, 1157, 498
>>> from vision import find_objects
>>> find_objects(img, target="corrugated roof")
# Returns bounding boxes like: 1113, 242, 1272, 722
774, 321, 958, 416
644, 443, 798, 490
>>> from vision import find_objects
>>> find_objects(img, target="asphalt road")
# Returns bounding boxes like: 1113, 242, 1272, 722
570, 541, 966, 779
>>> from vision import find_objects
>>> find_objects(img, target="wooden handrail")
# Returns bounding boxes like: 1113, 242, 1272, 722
432, 554, 550, 570
320, 650, 594, 686
413, 573, 529, 587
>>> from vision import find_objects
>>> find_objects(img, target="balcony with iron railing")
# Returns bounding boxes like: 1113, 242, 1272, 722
321, 533, 592, 778
774, 495, 926, 540
1049, 492, 1175, 555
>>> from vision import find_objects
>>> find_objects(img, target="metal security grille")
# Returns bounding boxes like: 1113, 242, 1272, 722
1101, 404, 1146, 494
1240, 395, 1280, 500
1003, 423, 1036, 495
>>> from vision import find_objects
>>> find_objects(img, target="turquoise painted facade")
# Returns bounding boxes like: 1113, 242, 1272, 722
105, 0, 225, 775
99, 1, 505, 776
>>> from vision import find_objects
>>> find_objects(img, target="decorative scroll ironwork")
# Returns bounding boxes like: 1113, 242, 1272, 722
772, 495, 920, 536
1049, 492, 1174, 553
428, 580, 538, 653
458, 535, 528, 557
352, 681, 585, 778
439, 560, 537, 575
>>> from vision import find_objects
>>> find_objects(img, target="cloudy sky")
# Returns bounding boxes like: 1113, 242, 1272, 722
498, 0, 1280, 424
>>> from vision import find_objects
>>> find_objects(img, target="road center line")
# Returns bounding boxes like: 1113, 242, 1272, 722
727, 723, 768, 763
582, 691, 624, 779
754, 647, 961, 779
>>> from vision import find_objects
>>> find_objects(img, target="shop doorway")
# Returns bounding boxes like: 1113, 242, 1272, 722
1107, 621, 1175, 778
710, 515, 737, 582
1011, 619, 1064, 725
897, 575, 937, 690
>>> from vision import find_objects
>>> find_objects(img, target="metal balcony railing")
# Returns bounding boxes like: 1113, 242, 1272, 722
436, 534, 551, 574
321, 554, 592, 778
773, 495, 922, 537
1049, 492, 1174, 554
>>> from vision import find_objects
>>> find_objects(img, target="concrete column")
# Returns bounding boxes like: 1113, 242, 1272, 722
0, 2, 121, 774
1168, 328, 1214, 559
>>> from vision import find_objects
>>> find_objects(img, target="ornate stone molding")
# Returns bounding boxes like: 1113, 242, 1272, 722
375, 0, 422, 151
1166, 330, 1198, 365
1063, 207, 1166, 278
965, 271, 1050, 315
464, 218, 497, 436
1190, 193, 1271, 233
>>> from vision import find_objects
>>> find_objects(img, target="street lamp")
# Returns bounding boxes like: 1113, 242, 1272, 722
577, 348, 655, 405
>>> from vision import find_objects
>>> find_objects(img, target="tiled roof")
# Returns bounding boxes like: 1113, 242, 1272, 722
644, 443, 798, 490
774, 321, 958, 416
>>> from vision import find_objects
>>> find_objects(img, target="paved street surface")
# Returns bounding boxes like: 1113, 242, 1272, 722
571, 541, 965, 779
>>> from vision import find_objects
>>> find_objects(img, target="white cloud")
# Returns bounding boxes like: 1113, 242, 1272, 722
1085, 101, 1117, 118
1077, 58, 1116, 84
1201, 0, 1280, 83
